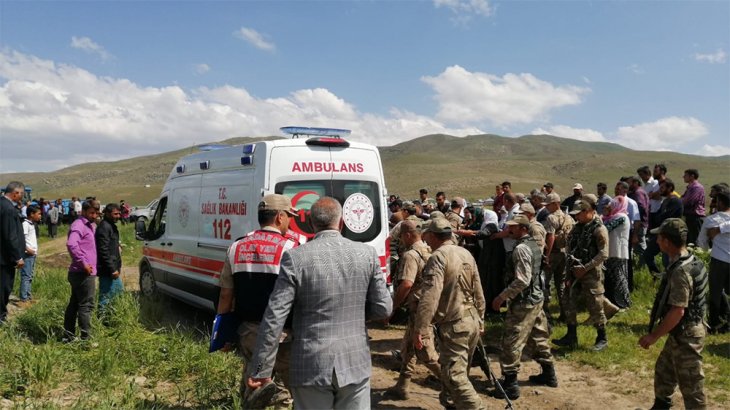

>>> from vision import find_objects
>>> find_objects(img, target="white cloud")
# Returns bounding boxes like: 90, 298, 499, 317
70, 36, 113, 61
628, 63, 644, 74
615, 116, 708, 150
531, 125, 606, 142
194, 63, 210, 74
422, 65, 589, 127
433, 0, 493, 25
694, 49, 727, 64
233, 27, 276, 52
0, 49, 480, 172
696, 144, 730, 157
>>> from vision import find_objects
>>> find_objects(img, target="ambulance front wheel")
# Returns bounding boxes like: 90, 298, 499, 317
139, 264, 157, 298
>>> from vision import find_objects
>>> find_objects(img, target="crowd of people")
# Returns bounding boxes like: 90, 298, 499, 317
1, 160, 728, 409
0, 182, 126, 342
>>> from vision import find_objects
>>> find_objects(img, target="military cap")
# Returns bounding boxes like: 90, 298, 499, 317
543, 182, 554, 189
542, 192, 561, 205
259, 194, 298, 216
425, 217, 452, 234
569, 194, 597, 215
573, 183, 584, 190
429, 211, 445, 219
518, 203, 535, 214
650, 218, 688, 239
402, 200, 416, 212
506, 214, 531, 227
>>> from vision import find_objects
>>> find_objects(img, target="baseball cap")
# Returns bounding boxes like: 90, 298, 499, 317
518, 203, 535, 214
543, 182, 554, 189
429, 211, 445, 219
425, 217, 452, 234
573, 183, 584, 190
541, 192, 561, 205
506, 214, 531, 227
650, 218, 688, 239
258, 194, 298, 216
569, 194, 597, 215
402, 201, 417, 212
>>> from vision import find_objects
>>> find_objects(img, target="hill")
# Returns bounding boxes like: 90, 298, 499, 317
2, 133, 728, 205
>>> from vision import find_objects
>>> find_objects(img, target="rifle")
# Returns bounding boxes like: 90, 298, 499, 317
648, 276, 671, 333
477, 339, 513, 410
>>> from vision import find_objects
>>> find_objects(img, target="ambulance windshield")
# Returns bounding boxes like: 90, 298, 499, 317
276, 180, 382, 243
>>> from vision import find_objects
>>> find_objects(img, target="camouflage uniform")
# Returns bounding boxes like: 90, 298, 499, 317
390, 213, 423, 277
529, 220, 547, 252
653, 251, 708, 409
415, 239, 486, 410
543, 208, 574, 317
396, 241, 440, 379
499, 235, 553, 375
563, 214, 609, 326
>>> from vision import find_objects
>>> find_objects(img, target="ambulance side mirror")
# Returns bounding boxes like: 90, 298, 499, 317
135, 219, 147, 241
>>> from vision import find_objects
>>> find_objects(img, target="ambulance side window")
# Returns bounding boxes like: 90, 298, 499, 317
147, 197, 168, 240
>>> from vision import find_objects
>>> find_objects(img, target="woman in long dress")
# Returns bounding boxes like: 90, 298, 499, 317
602, 196, 632, 309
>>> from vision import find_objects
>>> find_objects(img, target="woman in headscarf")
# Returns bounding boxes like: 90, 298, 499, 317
602, 195, 631, 309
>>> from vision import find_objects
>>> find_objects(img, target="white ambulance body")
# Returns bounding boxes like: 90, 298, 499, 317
136, 128, 390, 312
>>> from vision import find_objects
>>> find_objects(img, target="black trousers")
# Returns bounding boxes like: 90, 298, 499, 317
64, 271, 96, 339
684, 214, 704, 246
709, 257, 730, 333
0, 264, 15, 323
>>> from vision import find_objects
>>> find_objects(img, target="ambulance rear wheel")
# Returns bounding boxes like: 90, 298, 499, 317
139, 264, 157, 298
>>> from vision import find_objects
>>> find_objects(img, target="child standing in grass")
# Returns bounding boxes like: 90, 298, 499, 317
18, 205, 41, 304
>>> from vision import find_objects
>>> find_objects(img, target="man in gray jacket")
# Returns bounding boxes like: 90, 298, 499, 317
247, 196, 392, 409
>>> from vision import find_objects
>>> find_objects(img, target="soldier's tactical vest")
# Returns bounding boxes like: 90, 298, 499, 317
658, 253, 709, 335
505, 236, 544, 305
568, 217, 601, 266
230, 229, 297, 324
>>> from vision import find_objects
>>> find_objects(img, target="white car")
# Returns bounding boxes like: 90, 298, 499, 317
130, 199, 159, 222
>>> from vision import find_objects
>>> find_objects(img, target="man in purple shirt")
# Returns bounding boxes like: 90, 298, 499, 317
627, 176, 650, 253
63, 200, 100, 341
681, 168, 706, 245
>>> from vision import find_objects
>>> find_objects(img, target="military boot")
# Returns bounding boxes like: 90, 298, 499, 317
649, 396, 672, 410
552, 324, 578, 348
491, 372, 520, 400
438, 390, 456, 409
528, 362, 558, 387
593, 325, 608, 351
604, 299, 620, 321
383, 374, 410, 400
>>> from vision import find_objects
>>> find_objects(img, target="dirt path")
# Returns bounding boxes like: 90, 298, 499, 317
367, 327, 658, 410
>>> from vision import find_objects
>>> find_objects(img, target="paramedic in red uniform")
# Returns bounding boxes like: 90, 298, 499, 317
217, 194, 301, 408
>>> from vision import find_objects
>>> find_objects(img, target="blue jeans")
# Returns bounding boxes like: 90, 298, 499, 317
19, 255, 36, 301
98, 275, 124, 311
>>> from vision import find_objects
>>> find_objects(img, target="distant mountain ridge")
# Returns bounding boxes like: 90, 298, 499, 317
2, 133, 728, 205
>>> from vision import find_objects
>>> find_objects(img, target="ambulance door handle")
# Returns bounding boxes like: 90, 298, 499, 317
165, 242, 173, 246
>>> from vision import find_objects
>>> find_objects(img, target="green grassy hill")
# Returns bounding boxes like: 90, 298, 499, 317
2, 133, 728, 205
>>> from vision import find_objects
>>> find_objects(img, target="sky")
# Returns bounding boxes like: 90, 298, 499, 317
1, 0, 728, 173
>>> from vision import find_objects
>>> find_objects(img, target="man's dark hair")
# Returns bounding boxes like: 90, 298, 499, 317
26, 205, 40, 216
716, 190, 730, 210
616, 181, 629, 191
661, 178, 676, 192
104, 203, 121, 214
258, 209, 279, 225
627, 176, 643, 187
636, 165, 651, 176
597, 182, 607, 190
436, 191, 446, 198
82, 200, 100, 212
4, 181, 24, 194
419, 188, 428, 195
501, 181, 511, 188
684, 169, 699, 179
504, 193, 516, 204
710, 183, 729, 195
654, 163, 667, 175
435, 231, 452, 241
619, 176, 632, 183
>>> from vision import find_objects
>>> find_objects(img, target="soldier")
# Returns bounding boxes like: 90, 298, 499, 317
490, 214, 556, 400
446, 197, 465, 231
389, 201, 422, 278
542, 192, 574, 321
553, 194, 610, 351
419, 188, 437, 214
384, 220, 440, 400
518, 202, 546, 251
414, 218, 486, 409
640, 218, 708, 410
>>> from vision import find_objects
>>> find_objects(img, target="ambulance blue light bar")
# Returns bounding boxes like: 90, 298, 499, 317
280, 126, 351, 138
242, 144, 255, 154
198, 144, 228, 151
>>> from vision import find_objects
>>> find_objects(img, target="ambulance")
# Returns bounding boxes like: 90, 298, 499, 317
135, 127, 391, 312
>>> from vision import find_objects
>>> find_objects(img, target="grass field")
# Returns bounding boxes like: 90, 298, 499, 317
1, 223, 728, 408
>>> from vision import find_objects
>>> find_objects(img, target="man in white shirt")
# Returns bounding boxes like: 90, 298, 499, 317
19, 205, 42, 304
697, 188, 730, 334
